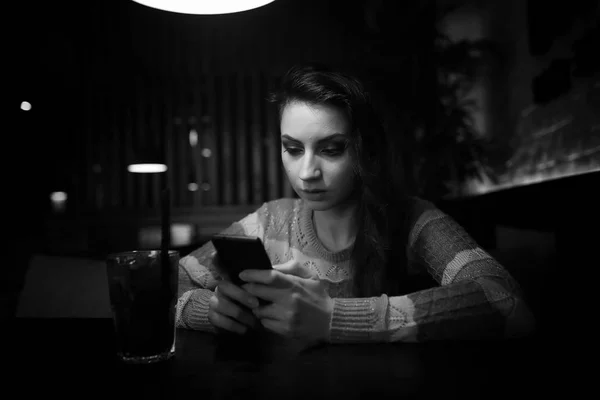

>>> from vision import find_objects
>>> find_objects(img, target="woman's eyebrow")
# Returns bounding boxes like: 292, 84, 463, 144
281, 133, 347, 144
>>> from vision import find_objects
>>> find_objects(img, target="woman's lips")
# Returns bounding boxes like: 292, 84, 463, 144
300, 189, 326, 199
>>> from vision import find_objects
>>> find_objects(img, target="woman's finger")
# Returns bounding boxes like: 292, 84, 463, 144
252, 303, 284, 320
215, 288, 259, 328
218, 280, 260, 309
260, 318, 287, 336
243, 283, 284, 303
273, 259, 315, 279
208, 308, 247, 335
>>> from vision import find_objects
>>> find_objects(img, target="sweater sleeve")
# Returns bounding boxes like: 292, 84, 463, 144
176, 203, 268, 331
328, 200, 536, 343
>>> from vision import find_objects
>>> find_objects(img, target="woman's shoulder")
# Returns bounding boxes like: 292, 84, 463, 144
256, 197, 302, 229
404, 196, 447, 237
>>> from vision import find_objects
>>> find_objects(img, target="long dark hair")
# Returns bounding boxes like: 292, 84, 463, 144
268, 63, 410, 297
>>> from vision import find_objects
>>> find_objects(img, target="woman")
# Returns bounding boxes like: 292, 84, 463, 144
175, 63, 535, 348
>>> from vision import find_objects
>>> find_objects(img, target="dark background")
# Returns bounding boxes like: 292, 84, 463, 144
3, 0, 599, 337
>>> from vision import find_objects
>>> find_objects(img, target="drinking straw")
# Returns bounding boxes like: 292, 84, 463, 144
160, 187, 171, 290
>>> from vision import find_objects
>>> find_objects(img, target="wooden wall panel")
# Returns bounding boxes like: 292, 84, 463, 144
79, 68, 294, 212
34, 0, 359, 217
76, 9, 321, 213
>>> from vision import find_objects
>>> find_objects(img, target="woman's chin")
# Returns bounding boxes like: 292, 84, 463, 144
300, 196, 328, 209
301, 198, 339, 212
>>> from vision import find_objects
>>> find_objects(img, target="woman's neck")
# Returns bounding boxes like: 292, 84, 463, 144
312, 200, 358, 251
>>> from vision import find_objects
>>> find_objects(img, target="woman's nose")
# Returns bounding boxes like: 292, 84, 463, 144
299, 154, 321, 180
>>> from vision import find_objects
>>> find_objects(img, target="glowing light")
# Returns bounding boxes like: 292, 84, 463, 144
201, 182, 211, 191
50, 191, 68, 202
50, 191, 67, 213
138, 223, 194, 248
130, 0, 278, 15
189, 129, 198, 147
188, 182, 199, 191
461, 80, 599, 197
127, 163, 168, 173
463, 159, 600, 196
201, 148, 212, 158
20, 101, 32, 111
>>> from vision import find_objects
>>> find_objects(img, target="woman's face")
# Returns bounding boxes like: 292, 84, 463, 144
280, 101, 356, 211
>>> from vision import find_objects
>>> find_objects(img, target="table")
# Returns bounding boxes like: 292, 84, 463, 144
6, 318, 564, 400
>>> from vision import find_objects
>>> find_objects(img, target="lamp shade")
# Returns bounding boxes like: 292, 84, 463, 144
128, 163, 167, 173
127, 145, 168, 174
130, 0, 278, 15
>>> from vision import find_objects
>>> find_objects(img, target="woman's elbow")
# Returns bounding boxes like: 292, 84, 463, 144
476, 277, 536, 338
505, 296, 536, 338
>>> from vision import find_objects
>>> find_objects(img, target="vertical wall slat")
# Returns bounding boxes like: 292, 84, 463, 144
124, 103, 134, 208
170, 22, 182, 208
150, 78, 161, 209
251, 71, 264, 205
281, 75, 293, 198
265, 74, 280, 201
84, 77, 94, 209
116, 102, 126, 209
179, 86, 191, 208
93, 92, 102, 210
221, 74, 234, 205
236, 71, 249, 205
165, 80, 176, 211
135, 76, 147, 209
109, 105, 120, 208
205, 72, 219, 205
193, 77, 203, 206
172, 85, 182, 208
102, 98, 111, 209
213, 74, 224, 204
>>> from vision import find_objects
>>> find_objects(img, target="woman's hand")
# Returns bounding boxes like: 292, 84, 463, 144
208, 279, 261, 335
238, 259, 334, 348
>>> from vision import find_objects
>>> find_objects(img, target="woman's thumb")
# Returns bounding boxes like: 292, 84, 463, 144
273, 259, 314, 279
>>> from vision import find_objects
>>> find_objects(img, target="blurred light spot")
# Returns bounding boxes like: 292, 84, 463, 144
201, 115, 211, 123
138, 223, 194, 248
201, 148, 212, 158
189, 129, 198, 147
128, 163, 168, 173
92, 164, 102, 174
50, 191, 67, 213
20, 101, 32, 111
171, 224, 194, 247
201, 182, 211, 191
188, 182, 199, 192
50, 191, 67, 202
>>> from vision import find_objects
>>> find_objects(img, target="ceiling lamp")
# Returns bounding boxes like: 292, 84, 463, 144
131, 0, 278, 15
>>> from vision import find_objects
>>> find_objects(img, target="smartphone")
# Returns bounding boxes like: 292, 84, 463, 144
211, 234, 273, 288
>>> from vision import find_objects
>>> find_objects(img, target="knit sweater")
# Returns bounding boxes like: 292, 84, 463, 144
176, 197, 534, 342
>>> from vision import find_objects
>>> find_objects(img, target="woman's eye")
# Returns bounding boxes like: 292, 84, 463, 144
283, 147, 302, 155
322, 148, 344, 156
283, 147, 345, 157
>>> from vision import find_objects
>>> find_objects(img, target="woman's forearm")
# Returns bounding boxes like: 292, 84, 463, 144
328, 278, 535, 343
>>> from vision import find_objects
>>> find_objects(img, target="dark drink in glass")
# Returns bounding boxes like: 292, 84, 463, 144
106, 250, 179, 364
